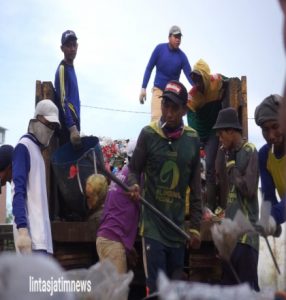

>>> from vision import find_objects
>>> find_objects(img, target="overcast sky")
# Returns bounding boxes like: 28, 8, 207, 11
0, 0, 285, 150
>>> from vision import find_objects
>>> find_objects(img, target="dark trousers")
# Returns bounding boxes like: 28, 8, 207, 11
221, 243, 260, 292
142, 237, 185, 294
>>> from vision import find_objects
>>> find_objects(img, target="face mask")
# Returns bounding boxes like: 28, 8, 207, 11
28, 120, 54, 147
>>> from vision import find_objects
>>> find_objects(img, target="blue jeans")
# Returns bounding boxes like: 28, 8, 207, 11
142, 237, 185, 294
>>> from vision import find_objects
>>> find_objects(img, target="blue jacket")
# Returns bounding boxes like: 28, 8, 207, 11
54, 60, 80, 131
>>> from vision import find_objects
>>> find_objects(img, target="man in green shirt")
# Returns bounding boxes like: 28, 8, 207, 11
129, 80, 202, 295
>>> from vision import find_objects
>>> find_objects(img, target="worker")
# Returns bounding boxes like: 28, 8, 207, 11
96, 140, 140, 274
54, 30, 81, 148
12, 99, 60, 254
254, 94, 284, 236
129, 80, 202, 295
187, 58, 228, 212
139, 25, 193, 122
214, 107, 260, 291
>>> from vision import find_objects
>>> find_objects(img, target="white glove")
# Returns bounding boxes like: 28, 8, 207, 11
69, 125, 82, 149
263, 216, 278, 236
16, 228, 32, 254
139, 88, 146, 104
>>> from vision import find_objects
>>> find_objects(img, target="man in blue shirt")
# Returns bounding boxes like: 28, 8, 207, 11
54, 30, 81, 148
255, 94, 284, 236
139, 25, 193, 122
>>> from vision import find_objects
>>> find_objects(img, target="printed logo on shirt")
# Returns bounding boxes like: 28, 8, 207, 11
157, 160, 179, 190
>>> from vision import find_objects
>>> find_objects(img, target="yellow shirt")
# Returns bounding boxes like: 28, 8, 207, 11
267, 151, 286, 199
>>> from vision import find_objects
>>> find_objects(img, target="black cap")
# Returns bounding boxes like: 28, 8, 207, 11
0, 145, 14, 172
161, 80, 188, 105
213, 107, 242, 130
61, 30, 77, 45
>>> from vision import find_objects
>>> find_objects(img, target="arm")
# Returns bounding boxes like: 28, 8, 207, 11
12, 143, 30, 229
142, 45, 160, 89
259, 145, 286, 224
188, 139, 202, 231
58, 64, 78, 129
227, 144, 259, 199
188, 138, 202, 248
259, 145, 278, 205
128, 128, 148, 186
271, 196, 286, 224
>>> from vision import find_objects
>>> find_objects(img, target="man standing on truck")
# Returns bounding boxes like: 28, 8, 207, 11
187, 59, 228, 213
129, 80, 202, 295
12, 99, 60, 254
214, 107, 260, 291
139, 25, 193, 122
54, 30, 81, 148
254, 94, 284, 236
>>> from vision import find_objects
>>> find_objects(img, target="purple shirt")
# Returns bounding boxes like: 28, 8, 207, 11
97, 166, 140, 251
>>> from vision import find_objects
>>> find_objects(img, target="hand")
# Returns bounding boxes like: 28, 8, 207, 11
139, 88, 146, 104
16, 228, 32, 254
189, 229, 201, 249
262, 216, 280, 237
127, 184, 140, 201
69, 125, 82, 149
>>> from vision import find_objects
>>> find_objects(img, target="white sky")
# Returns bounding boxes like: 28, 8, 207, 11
0, 0, 285, 150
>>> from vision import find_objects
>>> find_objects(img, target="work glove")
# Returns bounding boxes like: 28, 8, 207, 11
189, 229, 201, 249
256, 200, 282, 237
257, 215, 281, 237
16, 228, 32, 254
69, 125, 82, 149
139, 88, 146, 104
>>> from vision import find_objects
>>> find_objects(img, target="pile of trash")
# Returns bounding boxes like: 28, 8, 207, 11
99, 137, 129, 173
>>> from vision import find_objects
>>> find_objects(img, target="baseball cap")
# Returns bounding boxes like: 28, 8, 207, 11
0, 145, 13, 172
34, 99, 60, 125
161, 80, 188, 105
61, 30, 77, 45
169, 25, 182, 36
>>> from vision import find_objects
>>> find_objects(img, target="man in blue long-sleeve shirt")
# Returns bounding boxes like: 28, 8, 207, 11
254, 94, 285, 236
55, 30, 81, 148
139, 25, 193, 122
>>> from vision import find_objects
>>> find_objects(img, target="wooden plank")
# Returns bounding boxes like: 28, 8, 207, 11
241, 76, 248, 139
51, 220, 99, 242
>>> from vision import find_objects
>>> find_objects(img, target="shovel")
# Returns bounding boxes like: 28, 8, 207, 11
78, 147, 191, 241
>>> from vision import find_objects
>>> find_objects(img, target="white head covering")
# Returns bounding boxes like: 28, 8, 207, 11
34, 99, 60, 125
